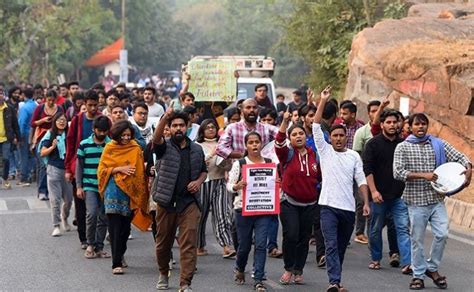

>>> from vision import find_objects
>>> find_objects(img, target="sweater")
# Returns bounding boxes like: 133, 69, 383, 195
274, 131, 319, 203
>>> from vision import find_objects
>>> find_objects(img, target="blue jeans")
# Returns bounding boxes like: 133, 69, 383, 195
85, 191, 108, 251
320, 206, 355, 285
369, 198, 411, 266
234, 210, 271, 282
0, 141, 11, 180
267, 215, 279, 252
19, 135, 34, 182
408, 202, 449, 279
35, 149, 48, 196
8, 147, 19, 176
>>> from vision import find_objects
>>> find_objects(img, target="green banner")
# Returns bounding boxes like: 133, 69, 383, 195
188, 60, 237, 102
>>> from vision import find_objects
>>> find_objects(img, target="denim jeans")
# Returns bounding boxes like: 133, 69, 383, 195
19, 135, 34, 182
407, 202, 449, 279
0, 141, 11, 180
8, 147, 19, 176
369, 197, 411, 266
320, 206, 355, 285
35, 150, 48, 196
85, 190, 108, 251
280, 201, 316, 275
267, 215, 279, 252
234, 210, 271, 282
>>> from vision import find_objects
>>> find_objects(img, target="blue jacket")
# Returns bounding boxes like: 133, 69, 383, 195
18, 99, 37, 137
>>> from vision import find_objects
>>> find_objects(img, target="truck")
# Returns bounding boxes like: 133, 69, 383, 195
182, 55, 277, 106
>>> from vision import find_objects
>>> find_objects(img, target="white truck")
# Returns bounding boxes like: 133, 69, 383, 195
183, 55, 277, 106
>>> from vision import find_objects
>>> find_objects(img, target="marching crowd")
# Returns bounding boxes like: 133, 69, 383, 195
0, 77, 472, 292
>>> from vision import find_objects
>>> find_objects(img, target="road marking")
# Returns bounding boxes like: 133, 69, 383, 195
0, 200, 7, 211
0, 209, 50, 215
26, 198, 49, 210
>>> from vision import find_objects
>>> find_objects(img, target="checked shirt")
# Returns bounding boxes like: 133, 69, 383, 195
393, 139, 471, 206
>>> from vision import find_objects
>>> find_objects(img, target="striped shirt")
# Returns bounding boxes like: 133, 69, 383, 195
76, 134, 111, 192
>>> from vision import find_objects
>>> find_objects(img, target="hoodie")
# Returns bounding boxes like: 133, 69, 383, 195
274, 131, 320, 203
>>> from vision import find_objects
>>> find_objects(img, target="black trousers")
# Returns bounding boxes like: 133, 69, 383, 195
72, 180, 87, 243
280, 201, 316, 275
107, 213, 132, 268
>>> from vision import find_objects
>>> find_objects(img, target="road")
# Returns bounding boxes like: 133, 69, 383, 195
1, 182, 473, 291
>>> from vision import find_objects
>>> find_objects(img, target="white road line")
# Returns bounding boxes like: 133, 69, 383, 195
0, 209, 51, 215
26, 198, 49, 210
0, 200, 7, 211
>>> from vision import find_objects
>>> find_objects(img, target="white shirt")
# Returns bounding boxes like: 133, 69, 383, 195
227, 157, 264, 210
147, 102, 164, 118
312, 123, 367, 212
129, 118, 155, 144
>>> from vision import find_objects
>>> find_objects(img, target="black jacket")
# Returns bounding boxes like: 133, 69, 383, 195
1, 103, 20, 142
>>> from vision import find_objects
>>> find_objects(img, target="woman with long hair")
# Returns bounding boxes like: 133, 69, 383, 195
39, 112, 72, 237
97, 120, 150, 275
227, 132, 273, 292
196, 119, 235, 258
275, 112, 320, 285
31, 89, 63, 200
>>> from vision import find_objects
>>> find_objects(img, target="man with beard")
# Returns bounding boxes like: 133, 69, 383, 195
363, 110, 411, 274
76, 116, 112, 259
152, 109, 207, 292
216, 98, 283, 259
143, 87, 164, 118
130, 103, 155, 144
394, 113, 471, 290
65, 90, 102, 249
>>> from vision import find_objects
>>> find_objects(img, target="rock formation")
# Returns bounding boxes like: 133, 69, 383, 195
345, 3, 474, 201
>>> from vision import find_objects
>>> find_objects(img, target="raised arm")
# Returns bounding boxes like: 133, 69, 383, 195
314, 86, 331, 124
153, 107, 173, 145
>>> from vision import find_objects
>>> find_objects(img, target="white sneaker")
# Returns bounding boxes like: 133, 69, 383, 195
61, 219, 71, 232
38, 193, 47, 201
51, 227, 61, 237
128, 233, 134, 240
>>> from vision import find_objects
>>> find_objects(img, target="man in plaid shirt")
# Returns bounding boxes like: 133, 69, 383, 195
393, 113, 472, 290
216, 98, 283, 259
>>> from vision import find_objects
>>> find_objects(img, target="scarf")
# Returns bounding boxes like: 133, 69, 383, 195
39, 131, 66, 164
405, 134, 446, 167
97, 139, 151, 231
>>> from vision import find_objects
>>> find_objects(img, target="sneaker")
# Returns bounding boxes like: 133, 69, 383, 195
389, 253, 400, 268
51, 227, 61, 237
354, 234, 369, 244
178, 285, 192, 292
38, 193, 47, 201
81, 242, 88, 250
156, 273, 169, 290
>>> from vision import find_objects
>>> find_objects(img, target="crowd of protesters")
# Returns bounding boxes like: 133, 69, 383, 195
0, 74, 471, 292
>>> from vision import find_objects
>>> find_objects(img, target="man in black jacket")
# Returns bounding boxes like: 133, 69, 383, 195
0, 89, 20, 189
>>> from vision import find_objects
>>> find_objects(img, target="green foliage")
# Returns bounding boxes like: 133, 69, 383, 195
282, 0, 406, 96
383, 2, 408, 20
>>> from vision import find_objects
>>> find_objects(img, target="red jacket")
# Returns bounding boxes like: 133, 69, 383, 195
65, 112, 103, 176
274, 131, 320, 203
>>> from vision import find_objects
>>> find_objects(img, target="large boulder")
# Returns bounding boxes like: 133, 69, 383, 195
345, 3, 474, 202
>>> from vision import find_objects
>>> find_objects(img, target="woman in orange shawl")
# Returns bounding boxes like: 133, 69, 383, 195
97, 120, 151, 275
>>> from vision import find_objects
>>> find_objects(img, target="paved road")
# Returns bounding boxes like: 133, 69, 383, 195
1, 182, 473, 291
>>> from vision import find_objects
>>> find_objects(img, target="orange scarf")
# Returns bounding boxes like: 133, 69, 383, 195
97, 140, 151, 231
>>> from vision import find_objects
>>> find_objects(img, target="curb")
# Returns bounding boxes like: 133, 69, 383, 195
445, 197, 473, 230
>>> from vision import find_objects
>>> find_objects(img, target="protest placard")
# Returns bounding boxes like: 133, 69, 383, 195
242, 163, 280, 216
188, 59, 237, 102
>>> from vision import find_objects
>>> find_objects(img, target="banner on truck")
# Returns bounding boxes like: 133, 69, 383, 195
188, 60, 237, 102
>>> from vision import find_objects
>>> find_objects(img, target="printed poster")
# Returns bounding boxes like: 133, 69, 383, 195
188, 59, 237, 102
242, 163, 280, 216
